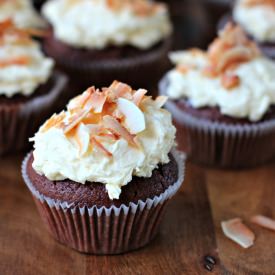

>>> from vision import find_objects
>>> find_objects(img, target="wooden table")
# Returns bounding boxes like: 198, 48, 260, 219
1, 153, 275, 275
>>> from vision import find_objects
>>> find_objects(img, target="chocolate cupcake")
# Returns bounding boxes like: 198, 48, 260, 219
220, 0, 275, 59
22, 81, 184, 254
159, 23, 275, 168
0, 20, 67, 155
0, 0, 46, 29
42, 0, 172, 92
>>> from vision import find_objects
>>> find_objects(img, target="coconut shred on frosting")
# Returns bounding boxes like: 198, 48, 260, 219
31, 81, 176, 200
0, 0, 45, 29
0, 20, 54, 97
233, 0, 275, 43
166, 23, 275, 122
42, 0, 172, 50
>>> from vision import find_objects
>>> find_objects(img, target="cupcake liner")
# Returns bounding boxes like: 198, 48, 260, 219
0, 72, 67, 156
159, 77, 275, 168
43, 37, 172, 94
22, 149, 185, 255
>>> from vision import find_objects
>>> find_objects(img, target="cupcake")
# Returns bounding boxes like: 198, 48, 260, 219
0, 0, 45, 29
0, 19, 67, 155
22, 81, 184, 254
220, 0, 275, 59
42, 0, 172, 92
159, 23, 275, 168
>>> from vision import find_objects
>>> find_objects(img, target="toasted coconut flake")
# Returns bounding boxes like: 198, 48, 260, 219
91, 137, 112, 157
0, 19, 34, 45
41, 112, 66, 133
102, 115, 138, 147
68, 87, 95, 110
202, 65, 219, 78
117, 98, 146, 134
63, 110, 89, 134
206, 23, 260, 79
221, 74, 240, 90
243, 0, 275, 8
221, 218, 255, 249
176, 64, 192, 74
155, 96, 168, 108
108, 80, 133, 101
217, 47, 253, 73
74, 123, 90, 156
84, 88, 107, 113
132, 89, 147, 106
86, 124, 103, 136
251, 215, 275, 232
0, 56, 30, 67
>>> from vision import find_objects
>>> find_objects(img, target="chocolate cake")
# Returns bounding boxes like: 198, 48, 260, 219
43, 32, 171, 92
26, 152, 179, 208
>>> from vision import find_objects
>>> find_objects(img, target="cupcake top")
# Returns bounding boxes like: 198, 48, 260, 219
233, 0, 275, 43
0, 0, 45, 29
165, 23, 275, 122
0, 20, 54, 98
42, 0, 172, 50
31, 81, 176, 200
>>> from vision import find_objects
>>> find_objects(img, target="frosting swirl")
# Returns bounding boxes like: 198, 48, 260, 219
233, 0, 275, 42
0, 20, 54, 97
166, 23, 275, 122
42, 0, 172, 49
31, 81, 176, 200
0, 0, 46, 29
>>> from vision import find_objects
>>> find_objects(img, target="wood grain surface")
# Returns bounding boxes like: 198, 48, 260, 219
1, 153, 274, 275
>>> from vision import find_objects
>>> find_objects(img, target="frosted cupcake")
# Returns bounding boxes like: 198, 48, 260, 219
159, 23, 275, 168
42, 0, 172, 91
0, 0, 45, 29
0, 20, 67, 155
220, 0, 275, 59
22, 81, 184, 254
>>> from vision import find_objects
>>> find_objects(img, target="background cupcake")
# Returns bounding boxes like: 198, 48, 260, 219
0, 0, 46, 29
22, 81, 184, 254
42, 0, 173, 93
0, 20, 67, 155
159, 23, 275, 168
219, 0, 275, 59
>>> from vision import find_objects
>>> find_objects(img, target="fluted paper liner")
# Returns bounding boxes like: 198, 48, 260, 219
22, 149, 185, 254
159, 76, 275, 168
0, 72, 67, 156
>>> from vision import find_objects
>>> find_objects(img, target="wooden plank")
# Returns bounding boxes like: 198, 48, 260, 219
207, 164, 275, 274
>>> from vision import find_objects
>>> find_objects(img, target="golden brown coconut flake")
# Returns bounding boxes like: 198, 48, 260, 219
39, 81, 155, 156
251, 215, 275, 232
243, 0, 275, 9
221, 218, 255, 249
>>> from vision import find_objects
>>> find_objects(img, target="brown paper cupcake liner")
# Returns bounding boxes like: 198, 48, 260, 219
0, 72, 67, 156
43, 37, 172, 94
22, 149, 185, 255
159, 77, 275, 168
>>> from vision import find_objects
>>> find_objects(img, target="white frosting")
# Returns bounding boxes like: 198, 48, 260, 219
0, 38, 54, 98
0, 0, 46, 29
31, 91, 176, 200
42, 0, 172, 49
234, 0, 275, 42
167, 51, 275, 121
